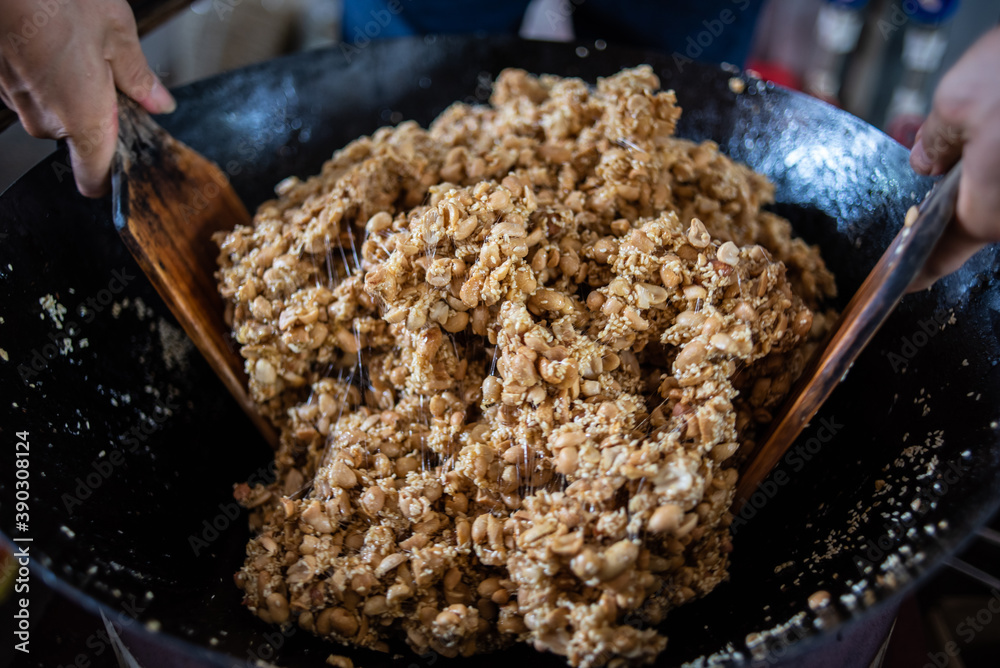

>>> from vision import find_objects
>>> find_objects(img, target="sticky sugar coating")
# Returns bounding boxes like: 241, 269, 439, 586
216, 66, 836, 667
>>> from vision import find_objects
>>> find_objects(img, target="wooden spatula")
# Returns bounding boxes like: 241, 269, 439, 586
112, 94, 279, 448
734, 162, 962, 511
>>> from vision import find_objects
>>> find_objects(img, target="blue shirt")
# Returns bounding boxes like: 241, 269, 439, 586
343, 0, 766, 66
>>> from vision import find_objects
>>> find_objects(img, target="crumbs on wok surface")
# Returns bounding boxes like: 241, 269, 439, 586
215, 66, 837, 668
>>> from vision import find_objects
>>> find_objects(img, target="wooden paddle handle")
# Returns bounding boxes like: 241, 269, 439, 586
733, 163, 962, 512
113, 94, 279, 448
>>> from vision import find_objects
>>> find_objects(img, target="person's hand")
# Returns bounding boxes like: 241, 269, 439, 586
909, 26, 1000, 291
0, 0, 175, 197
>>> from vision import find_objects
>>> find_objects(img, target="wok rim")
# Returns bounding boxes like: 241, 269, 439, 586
3, 33, 999, 667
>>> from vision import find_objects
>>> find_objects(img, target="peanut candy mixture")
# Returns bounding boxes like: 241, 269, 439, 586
216, 66, 837, 667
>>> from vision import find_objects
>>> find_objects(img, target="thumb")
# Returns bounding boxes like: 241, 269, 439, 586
108, 30, 175, 114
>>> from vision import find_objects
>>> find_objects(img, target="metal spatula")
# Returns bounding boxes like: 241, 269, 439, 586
112, 94, 278, 447
734, 161, 963, 510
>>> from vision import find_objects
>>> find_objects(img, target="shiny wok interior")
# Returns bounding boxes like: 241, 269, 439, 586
1, 36, 999, 667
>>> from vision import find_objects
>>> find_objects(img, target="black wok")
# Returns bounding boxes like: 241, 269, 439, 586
2, 36, 999, 667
